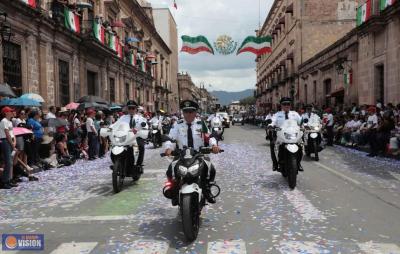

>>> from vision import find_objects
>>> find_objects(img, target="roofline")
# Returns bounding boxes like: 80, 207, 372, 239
152, 8, 178, 26
260, 0, 279, 35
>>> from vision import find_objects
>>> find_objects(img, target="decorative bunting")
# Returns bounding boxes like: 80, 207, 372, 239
237, 36, 272, 56
181, 35, 214, 55
93, 20, 105, 44
356, 0, 371, 26
344, 70, 353, 88
380, 0, 396, 10
108, 33, 117, 51
214, 35, 237, 55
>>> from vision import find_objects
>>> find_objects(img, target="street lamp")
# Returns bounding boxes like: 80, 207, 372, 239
0, 10, 12, 43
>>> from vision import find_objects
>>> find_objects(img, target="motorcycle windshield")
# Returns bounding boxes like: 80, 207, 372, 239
110, 121, 131, 135
281, 119, 299, 129
308, 116, 320, 127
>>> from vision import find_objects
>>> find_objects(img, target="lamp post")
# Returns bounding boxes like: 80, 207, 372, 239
0, 11, 12, 43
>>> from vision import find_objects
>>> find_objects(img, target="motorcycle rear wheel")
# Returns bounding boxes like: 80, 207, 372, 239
181, 194, 200, 242
112, 160, 124, 193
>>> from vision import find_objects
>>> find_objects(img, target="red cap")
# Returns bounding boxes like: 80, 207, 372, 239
368, 106, 376, 112
86, 109, 96, 115
325, 108, 332, 113
1, 106, 15, 114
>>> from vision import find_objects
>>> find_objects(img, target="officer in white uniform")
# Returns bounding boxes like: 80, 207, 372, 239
115, 100, 148, 168
301, 104, 321, 124
269, 97, 303, 171
164, 100, 220, 204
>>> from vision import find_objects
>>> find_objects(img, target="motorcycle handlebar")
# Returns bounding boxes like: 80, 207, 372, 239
160, 148, 224, 157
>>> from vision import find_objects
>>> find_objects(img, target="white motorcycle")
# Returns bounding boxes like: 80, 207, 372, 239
100, 121, 149, 193
210, 117, 224, 142
150, 121, 162, 148
272, 119, 304, 189
303, 116, 322, 161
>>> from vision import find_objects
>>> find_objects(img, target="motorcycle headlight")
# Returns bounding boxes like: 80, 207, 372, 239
313, 127, 320, 131
114, 135, 127, 143
284, 133, 298, 140
188, 163, 200, 175
178, 165, 188, 176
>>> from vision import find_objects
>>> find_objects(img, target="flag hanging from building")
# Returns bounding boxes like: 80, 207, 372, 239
356, 0, 371, 26
181, 35, 214, 55
93, 20, 105, 44
237, 36, 272, 56
344, 70, 353, 88
64, 8, 80, 33
380, 0, 396, 10
118, 42, 123, 59
129, 52, 136, 66
108, 33, 117, 51
20, 0, 36, 8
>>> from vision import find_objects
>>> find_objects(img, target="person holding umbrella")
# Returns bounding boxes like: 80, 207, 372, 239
0, 107, 17, 189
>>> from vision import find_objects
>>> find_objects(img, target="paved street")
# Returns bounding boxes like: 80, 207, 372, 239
1, 125, 400, 254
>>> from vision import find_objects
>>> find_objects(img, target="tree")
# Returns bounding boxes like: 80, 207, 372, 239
240, 96, 256, 105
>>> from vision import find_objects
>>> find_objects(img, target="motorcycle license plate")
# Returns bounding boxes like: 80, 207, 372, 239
213, 128, 220, 131
310, 133, 318, 139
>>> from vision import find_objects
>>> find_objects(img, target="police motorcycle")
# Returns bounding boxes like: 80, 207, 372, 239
303, 115, 322, 161
210, 117, 224, 142
267, 118, 304, 189
149, 120, 162, 148
100, 121, 150, 193
161, 117, 172, 135
161, 146, 223, 242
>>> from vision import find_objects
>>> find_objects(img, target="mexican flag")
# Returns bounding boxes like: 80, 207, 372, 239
108, 33, 117, 51
380, 0, 396, 10
356, 1, 371, 26
344, 70, 353, 87
20, 0, 36, 8
93, 20, 105, 44
118, 42, 123, 59
129, 52, 136, 66
237, 36, 272, 56
181, 35, 214, 55
64, 8, 80, 33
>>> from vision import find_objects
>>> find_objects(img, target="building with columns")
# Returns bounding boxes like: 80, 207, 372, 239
0, 0, 178, 112
255, 0, 359, 113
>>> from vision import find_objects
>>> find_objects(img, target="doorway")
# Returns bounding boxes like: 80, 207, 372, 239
87, 71, 97, 95
375, 65, 384, 104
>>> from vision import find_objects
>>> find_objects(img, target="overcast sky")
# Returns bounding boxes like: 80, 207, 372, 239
148, 0, 273, 92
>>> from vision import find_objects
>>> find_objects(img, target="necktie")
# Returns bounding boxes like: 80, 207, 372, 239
187, 123, 194, 148
130, 115, 135, 129
285, 112, 289, 120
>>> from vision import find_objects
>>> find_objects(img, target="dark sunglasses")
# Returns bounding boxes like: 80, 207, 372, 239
128, 106, 137, 110
281, 102, 291, 106
183, 109, 196, 113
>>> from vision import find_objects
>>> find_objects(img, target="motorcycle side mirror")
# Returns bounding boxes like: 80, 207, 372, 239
141, 122, 147, 127
303, 119, 309, 124
266, 119, 272, 124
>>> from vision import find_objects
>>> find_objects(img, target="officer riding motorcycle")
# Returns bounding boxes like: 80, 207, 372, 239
150, 110, 163, 148
268, 97, 304, 172
163, 100, 221, 205
302, 105, 322, 161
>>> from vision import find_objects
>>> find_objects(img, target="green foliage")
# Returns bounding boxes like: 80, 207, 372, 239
240, 96, 256, 105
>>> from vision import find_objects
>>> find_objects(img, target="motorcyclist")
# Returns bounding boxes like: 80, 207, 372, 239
207, 109, 224, 139
301, 104, 321, 124
164, 100, 220, 205
268, 97, 303, 172
150, 110, 164, 145
114, 100, 147, 171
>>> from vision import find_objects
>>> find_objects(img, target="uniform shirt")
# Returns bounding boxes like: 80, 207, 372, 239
165, 119, 217, 151
207, 114, 223, 122
0, 118, 14, 139
270, 110, 302, 127
150, 115, 163, 129
116, 114, 147, 130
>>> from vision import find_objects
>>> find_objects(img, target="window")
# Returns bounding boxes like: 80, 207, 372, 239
304, 84, 308, 104
3, 42, 22, 96
87, 71, 97, 95
324, 79, 332, 106
109, 78, 115, 102
59, 60, 70, 105
146, 90, 150, 102
313, 81, 317, 104
375, 65, 384, 104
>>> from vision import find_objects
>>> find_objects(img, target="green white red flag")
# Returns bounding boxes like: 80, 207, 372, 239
356, 0, 371, 26
93, 20, 105, 44
380, 0, 396, 10
344, 70, 352, 87
20, 0, 36, 8
237, 36, 272, 56
181, 35, 214, 55
108, 33, 117, 51
64, 7, 80, 34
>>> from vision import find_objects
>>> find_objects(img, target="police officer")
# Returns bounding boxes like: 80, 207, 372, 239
301, 104, 321, 124
164, 100, 220, 204
116, 100, 148, 170
269, 97, 302, 171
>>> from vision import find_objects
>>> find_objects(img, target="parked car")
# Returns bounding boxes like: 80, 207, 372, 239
216, 112, 230, 128
232, 114, 244, 125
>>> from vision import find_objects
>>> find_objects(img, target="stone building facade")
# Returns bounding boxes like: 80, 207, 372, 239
255, 0, 359, 112
298, 0, 400, 107
0, 0, 178, 112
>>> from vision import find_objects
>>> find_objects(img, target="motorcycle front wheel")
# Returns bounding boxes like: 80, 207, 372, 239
181, 194, 200, 242
314, 141, 319, 161
288, 154, 298, 189
112, 159, 124, 193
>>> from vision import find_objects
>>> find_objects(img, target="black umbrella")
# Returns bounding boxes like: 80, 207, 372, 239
77, 102, 110, 111
0, 83, 17, 98
77, 95, 109, 105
